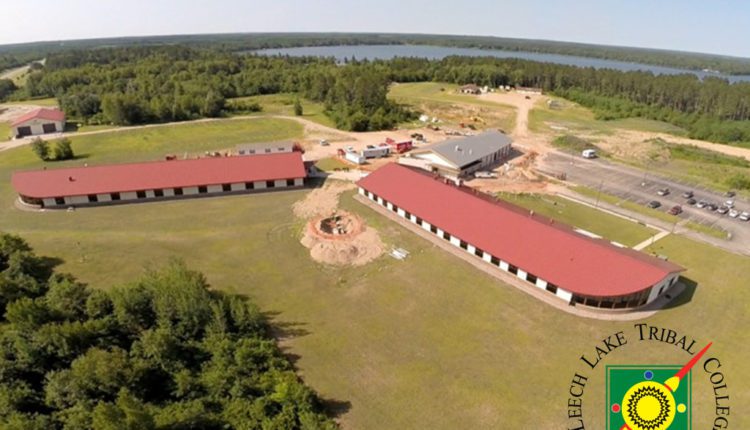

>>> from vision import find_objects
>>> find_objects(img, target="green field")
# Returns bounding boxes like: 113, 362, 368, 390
1, 97, 59, 107
529, 97, 687, 136
227, 93, 335, 128
0, 121, 9, 141
388, 82, 516, 131
314, 157, 351, 172
0, 118, 747, 428
498, 193, 656, 246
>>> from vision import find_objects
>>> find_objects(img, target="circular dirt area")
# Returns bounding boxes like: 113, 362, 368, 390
300, 211, 383, 266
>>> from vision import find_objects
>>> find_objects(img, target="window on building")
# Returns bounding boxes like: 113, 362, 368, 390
111, 193, 121, 201
392, 204, 399, 212
526, 273, 538, 284
88, 194, 98, 203
264, 148, 271, 153
222, 184, 231, 192
154, 189, 164, 197
174, 188, 183, 196
490, 256, 500, 265
278, 147, 285, 151
245, 182, 254, 190
198, 186, 208, 194
443, 232, 451, 241
430, 225, 438, 234
136, 191, 147, 199
248, 149, 255, 154
55, 197, 65, 205
546, 284, 558, 294
508, 265, 518, 275
474, 248, 483, 257
286, 179, 295, 186
266, 180, 274, 188
459, 240, 468, 250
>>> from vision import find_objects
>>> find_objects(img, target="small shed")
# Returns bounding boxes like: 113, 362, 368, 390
11, 108, 66, 138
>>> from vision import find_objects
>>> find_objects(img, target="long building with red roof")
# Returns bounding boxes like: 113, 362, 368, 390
12, 152, 307, 208
357, 163, 684, 310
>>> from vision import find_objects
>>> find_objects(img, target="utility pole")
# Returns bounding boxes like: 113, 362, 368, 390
595, 180, 604, 208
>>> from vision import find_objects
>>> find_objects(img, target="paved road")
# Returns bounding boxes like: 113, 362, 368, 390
539, 151, 750, 255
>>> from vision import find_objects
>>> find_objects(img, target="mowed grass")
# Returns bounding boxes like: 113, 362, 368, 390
1, 118, 304, 170
529, 97, 686, 136
314, 157, 351, 172
227, 93, 335, 128
0, 118, 748, 428
497, 193, 656, 246
1, 97, 59, 107
0, 121, 10, 142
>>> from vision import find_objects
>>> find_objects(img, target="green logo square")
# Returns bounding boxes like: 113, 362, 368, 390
606, 365, 691, 430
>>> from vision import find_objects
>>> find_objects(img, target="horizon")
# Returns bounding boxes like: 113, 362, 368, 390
1, 0, 750, 58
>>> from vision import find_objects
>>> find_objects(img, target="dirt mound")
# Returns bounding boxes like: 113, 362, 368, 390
294, 184, 384, 266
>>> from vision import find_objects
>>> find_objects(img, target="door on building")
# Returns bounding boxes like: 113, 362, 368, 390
42, 123, 57, 133
17, 126, 32, 137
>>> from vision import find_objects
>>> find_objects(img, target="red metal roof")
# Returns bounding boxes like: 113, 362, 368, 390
11, 108, 66, 127
12, 152, 306, 199
357, 163, 684, 298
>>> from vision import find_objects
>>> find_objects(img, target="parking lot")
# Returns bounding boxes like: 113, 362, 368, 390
540, 151, 750, 254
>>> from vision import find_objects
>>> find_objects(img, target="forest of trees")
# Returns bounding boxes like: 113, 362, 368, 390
0, 233, 337, 429
7, 45, 750, 143
4, 32, 750, 74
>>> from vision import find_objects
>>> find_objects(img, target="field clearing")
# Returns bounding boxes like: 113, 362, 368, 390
388, 82, 516, 132
227, 93, 335, 128
529, 97, 687, 136
0, 117, 747, 428
1, 97, 59, 107
497, 193, 656, 246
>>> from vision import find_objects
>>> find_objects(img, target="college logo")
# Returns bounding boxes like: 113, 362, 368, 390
606, 343, 711, 430
566, 324, 731, 430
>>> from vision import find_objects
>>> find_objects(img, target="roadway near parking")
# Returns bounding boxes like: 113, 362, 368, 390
539, 151, 750, 256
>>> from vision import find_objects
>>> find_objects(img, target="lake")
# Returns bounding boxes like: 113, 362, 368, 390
253, 44, 750, 83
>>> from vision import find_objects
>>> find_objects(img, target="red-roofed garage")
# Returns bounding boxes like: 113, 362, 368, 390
12, 152, 307, 208
357, 163, 685, 311
11, 108, 66, 138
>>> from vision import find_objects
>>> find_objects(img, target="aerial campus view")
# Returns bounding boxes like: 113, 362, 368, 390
0, 1, 747, 429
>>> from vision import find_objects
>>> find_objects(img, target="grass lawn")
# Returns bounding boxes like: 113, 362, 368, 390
497, 193, 656, 247
314, 157, 351, 172
0, 117, 747, 428
1, 118, 304, 170
1, 97, 59, 107
0, 121, 10, 142
388, 82, 516, 132
227, 93, 335, 128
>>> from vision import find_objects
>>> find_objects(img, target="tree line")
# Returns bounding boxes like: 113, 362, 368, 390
9, 46, 750, 144
0, 233, 337, 429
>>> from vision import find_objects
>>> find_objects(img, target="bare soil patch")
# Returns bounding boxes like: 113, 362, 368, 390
294, 182, 384, 266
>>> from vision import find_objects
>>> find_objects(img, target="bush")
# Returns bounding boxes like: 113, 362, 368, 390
30, 138, 50, 161
53, 138, 75, 160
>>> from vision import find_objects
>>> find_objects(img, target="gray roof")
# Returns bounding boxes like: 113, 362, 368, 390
428, 130, 512, 168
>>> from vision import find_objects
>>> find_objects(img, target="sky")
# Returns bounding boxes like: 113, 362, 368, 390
1, 0, 749, 58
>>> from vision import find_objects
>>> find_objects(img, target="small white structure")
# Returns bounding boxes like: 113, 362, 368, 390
361, 145, 390, 159
236, 141, 294, 156
11, 108, 65, 138
582, 149, 597, 159
344, 151, 366, 165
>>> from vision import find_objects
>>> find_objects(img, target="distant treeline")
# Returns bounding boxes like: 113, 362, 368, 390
17, 46, 411, 131
3, 32, 750, 75
11, 45, 750, 144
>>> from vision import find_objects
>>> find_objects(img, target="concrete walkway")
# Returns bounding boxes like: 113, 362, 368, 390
633, 231, 671, 251
355, 194, 684, 321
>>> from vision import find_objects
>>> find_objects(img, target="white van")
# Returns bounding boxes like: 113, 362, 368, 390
582, 149, 597, 159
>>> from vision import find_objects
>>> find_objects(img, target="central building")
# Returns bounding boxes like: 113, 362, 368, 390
357, 163, 684, 311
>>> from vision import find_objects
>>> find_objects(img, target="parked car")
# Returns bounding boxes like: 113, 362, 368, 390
739, 212, 750, 221
725, 200, 735, 208
668, 205, 683, 215
696, 200, 708, 208
726, 190, 736, 198
686, 198, 697, 205
729, 209, 740, 218
657, 188, 670, 196
717, 206, 729, 215
682, 191, 694, 198
705, 203, 718, 211
647, 200, 661, 209
319, 139, 330, 146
